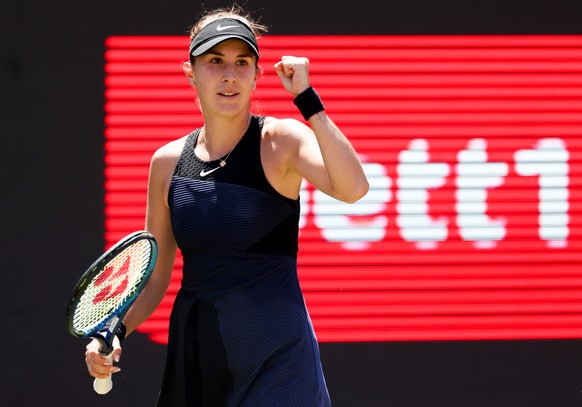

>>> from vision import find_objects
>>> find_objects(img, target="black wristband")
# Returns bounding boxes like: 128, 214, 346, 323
293, 87, 325, 120
116, 321, 127, 342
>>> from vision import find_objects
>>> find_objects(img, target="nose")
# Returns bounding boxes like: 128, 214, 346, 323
222, 64, 236, 83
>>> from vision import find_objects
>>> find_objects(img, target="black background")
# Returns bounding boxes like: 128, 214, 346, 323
2, 0, 582, 406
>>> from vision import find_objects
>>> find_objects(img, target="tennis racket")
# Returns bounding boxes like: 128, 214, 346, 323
65, 231, 158, 394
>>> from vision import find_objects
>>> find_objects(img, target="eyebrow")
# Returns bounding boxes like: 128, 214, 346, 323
205, 49, 256, 60
205, 50, 254, 59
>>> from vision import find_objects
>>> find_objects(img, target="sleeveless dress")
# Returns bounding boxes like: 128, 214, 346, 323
156, 116, 331, 407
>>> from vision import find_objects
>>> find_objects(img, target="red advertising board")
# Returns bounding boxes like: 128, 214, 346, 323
105, 35, 582, 343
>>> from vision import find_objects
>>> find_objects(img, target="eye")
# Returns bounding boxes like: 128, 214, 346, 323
236, 59, 249, 66
210, 57, 223, 64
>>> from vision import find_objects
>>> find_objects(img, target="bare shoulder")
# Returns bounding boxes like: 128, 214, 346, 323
260, 117, 312, 199
150, 136, 188, 173
263, 116, 311, 142
147, 135, 189, 203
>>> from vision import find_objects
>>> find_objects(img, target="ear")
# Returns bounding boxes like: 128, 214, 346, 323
182, 61, 195, 87
252, 66, 260, 90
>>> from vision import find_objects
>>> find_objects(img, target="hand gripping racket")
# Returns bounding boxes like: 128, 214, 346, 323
65, 231, 158, 394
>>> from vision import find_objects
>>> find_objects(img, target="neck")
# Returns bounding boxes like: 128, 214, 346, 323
201, 113, 251, 159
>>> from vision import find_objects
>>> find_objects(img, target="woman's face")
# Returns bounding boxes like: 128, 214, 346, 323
191, 39, 258, 118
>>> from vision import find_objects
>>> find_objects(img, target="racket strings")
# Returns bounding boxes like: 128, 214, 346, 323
73, 240, 153, 334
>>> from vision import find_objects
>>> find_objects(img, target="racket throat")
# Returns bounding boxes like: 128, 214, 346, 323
91, 332, 113, 356
93, 315, 121, 356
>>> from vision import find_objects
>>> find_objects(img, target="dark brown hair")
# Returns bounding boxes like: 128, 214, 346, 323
189, 6, 267, 43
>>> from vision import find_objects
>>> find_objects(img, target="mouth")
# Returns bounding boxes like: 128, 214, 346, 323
217, 91, 239, 98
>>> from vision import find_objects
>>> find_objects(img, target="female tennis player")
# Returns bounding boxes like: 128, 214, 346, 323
85, 6, 368, 406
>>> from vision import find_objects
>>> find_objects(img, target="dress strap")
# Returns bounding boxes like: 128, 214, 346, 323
173, 128, 202, 178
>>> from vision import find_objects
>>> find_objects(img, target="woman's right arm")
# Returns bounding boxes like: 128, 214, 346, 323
85, 143, 180, 379
122, 144, 179, 334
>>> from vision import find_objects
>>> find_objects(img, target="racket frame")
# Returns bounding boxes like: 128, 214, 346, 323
65, 230, 158, 354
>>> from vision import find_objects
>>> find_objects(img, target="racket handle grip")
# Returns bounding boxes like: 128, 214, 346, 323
93, 353, 114, 394
94, 376, 113, 394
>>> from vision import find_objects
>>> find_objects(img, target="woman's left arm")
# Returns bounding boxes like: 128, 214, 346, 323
274, 56, 369, 203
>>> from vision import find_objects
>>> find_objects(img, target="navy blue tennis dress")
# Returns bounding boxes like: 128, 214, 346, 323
157, 116, 331, 406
